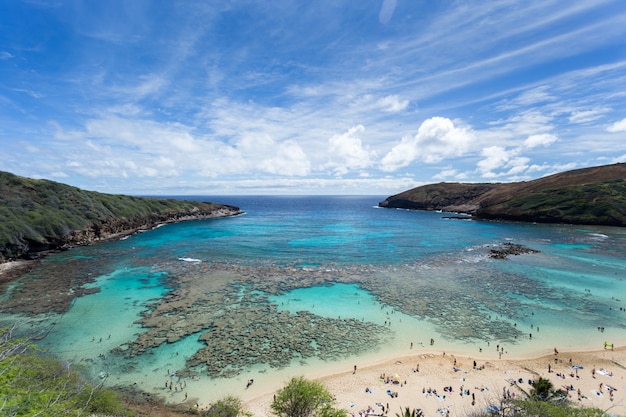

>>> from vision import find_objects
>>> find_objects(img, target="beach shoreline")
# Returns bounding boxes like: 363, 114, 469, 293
0, 259, 38, 284
241, 346, 626, 417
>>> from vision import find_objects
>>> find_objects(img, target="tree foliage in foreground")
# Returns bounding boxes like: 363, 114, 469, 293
271, 376, 346, 417
396, 406, 423, 417
469, 398, 606, 417
204, 395, 251, 417
464, 376, 607, 417
0, 327, 128, 417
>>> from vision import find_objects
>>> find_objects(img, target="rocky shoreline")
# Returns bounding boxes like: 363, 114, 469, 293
0, 205, 242, 286
58, 205, 242, 250
0, 205, 242, 264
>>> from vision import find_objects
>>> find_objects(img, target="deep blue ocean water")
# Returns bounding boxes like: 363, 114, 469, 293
1, 195, 625, 403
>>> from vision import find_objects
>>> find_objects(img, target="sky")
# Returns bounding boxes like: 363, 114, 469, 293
1, 0, 626, 196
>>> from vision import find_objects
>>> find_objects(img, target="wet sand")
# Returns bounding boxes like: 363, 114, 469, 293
0, 259, 38, 284
243, 346, 626, 417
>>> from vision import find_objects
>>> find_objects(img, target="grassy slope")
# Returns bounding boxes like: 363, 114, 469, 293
0, 171, 238, 261
478, 178, 626, 226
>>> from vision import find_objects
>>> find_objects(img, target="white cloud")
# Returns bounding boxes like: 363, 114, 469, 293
477, 132, 559, 179
611, 154, 626, 163
569, 109, 607, 124
477, 146, 513, 178
257, 139, 311, 176
326, 125, 374, 175
111, 74, 168, 100
514, 87, 556, 106
433, 168, 459, 181
381, 117, 473, 171
504, 156, 531, 176
379, 0, 398, 25
523, 133, 558, 149
378, 95, 409, 113
492, 110, 555, 137
56, 112, 316, 180
607, 117, 626, 132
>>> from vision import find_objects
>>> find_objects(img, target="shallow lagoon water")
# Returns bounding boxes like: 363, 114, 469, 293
1, 196, 625, 405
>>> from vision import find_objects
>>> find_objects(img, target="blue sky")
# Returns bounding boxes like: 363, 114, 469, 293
1, 1, 626, 196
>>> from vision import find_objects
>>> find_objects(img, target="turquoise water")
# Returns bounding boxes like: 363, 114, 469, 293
1, 195, 625, 404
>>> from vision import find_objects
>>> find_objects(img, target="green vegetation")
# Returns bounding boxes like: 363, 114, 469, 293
0, 327, 129, 416
0, 170, 238, 261
380, 163, 626, 227
496, 179, 626, 226
204, 395, 251, 417
270, 376, 347, 417
396, 406, 423, 417
461, 377, 604, 417
525, 377, 565, 402
470, 399, 606, 417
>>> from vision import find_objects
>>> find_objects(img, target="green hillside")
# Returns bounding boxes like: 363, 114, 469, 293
0, 171, 240, 261
380, 163, 626, 227
479, 178, 626, 225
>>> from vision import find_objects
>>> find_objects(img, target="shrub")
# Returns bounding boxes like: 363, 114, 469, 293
271, 376, 346, 417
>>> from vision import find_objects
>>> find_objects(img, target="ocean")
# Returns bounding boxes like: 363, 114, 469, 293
1, 195, 625, 404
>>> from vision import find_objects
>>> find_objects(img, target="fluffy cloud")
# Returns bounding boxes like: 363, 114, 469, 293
326, 125, 374, 175
50, 113, 315, 180
477, 133, 557, 178
380, 117, 473, 171
607, 117, 626, 132
523, 133, 558, 149
477, 146, 512, 178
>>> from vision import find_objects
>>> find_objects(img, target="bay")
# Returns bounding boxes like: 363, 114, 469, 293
1, 195, 625, 404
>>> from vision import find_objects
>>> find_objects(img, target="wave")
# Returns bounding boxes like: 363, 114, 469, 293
588, 233, 608, 239
178, 257, 202, 263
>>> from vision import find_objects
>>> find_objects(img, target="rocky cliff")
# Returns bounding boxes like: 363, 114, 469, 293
379, 163, 626, 227
0, 171, 242, 261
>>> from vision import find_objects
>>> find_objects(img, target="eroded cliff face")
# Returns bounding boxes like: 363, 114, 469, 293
378, 183, 498, 212
4, 205, 242, 261
64, 205, 241, 246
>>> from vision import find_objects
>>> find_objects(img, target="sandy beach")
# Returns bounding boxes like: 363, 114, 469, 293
243, 346, 626, 417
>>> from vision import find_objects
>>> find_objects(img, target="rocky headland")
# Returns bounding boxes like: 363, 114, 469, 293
0, 170, 242, 265
379, 163, 626, 227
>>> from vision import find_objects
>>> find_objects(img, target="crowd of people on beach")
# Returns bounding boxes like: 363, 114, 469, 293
339, 343, 624, 417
